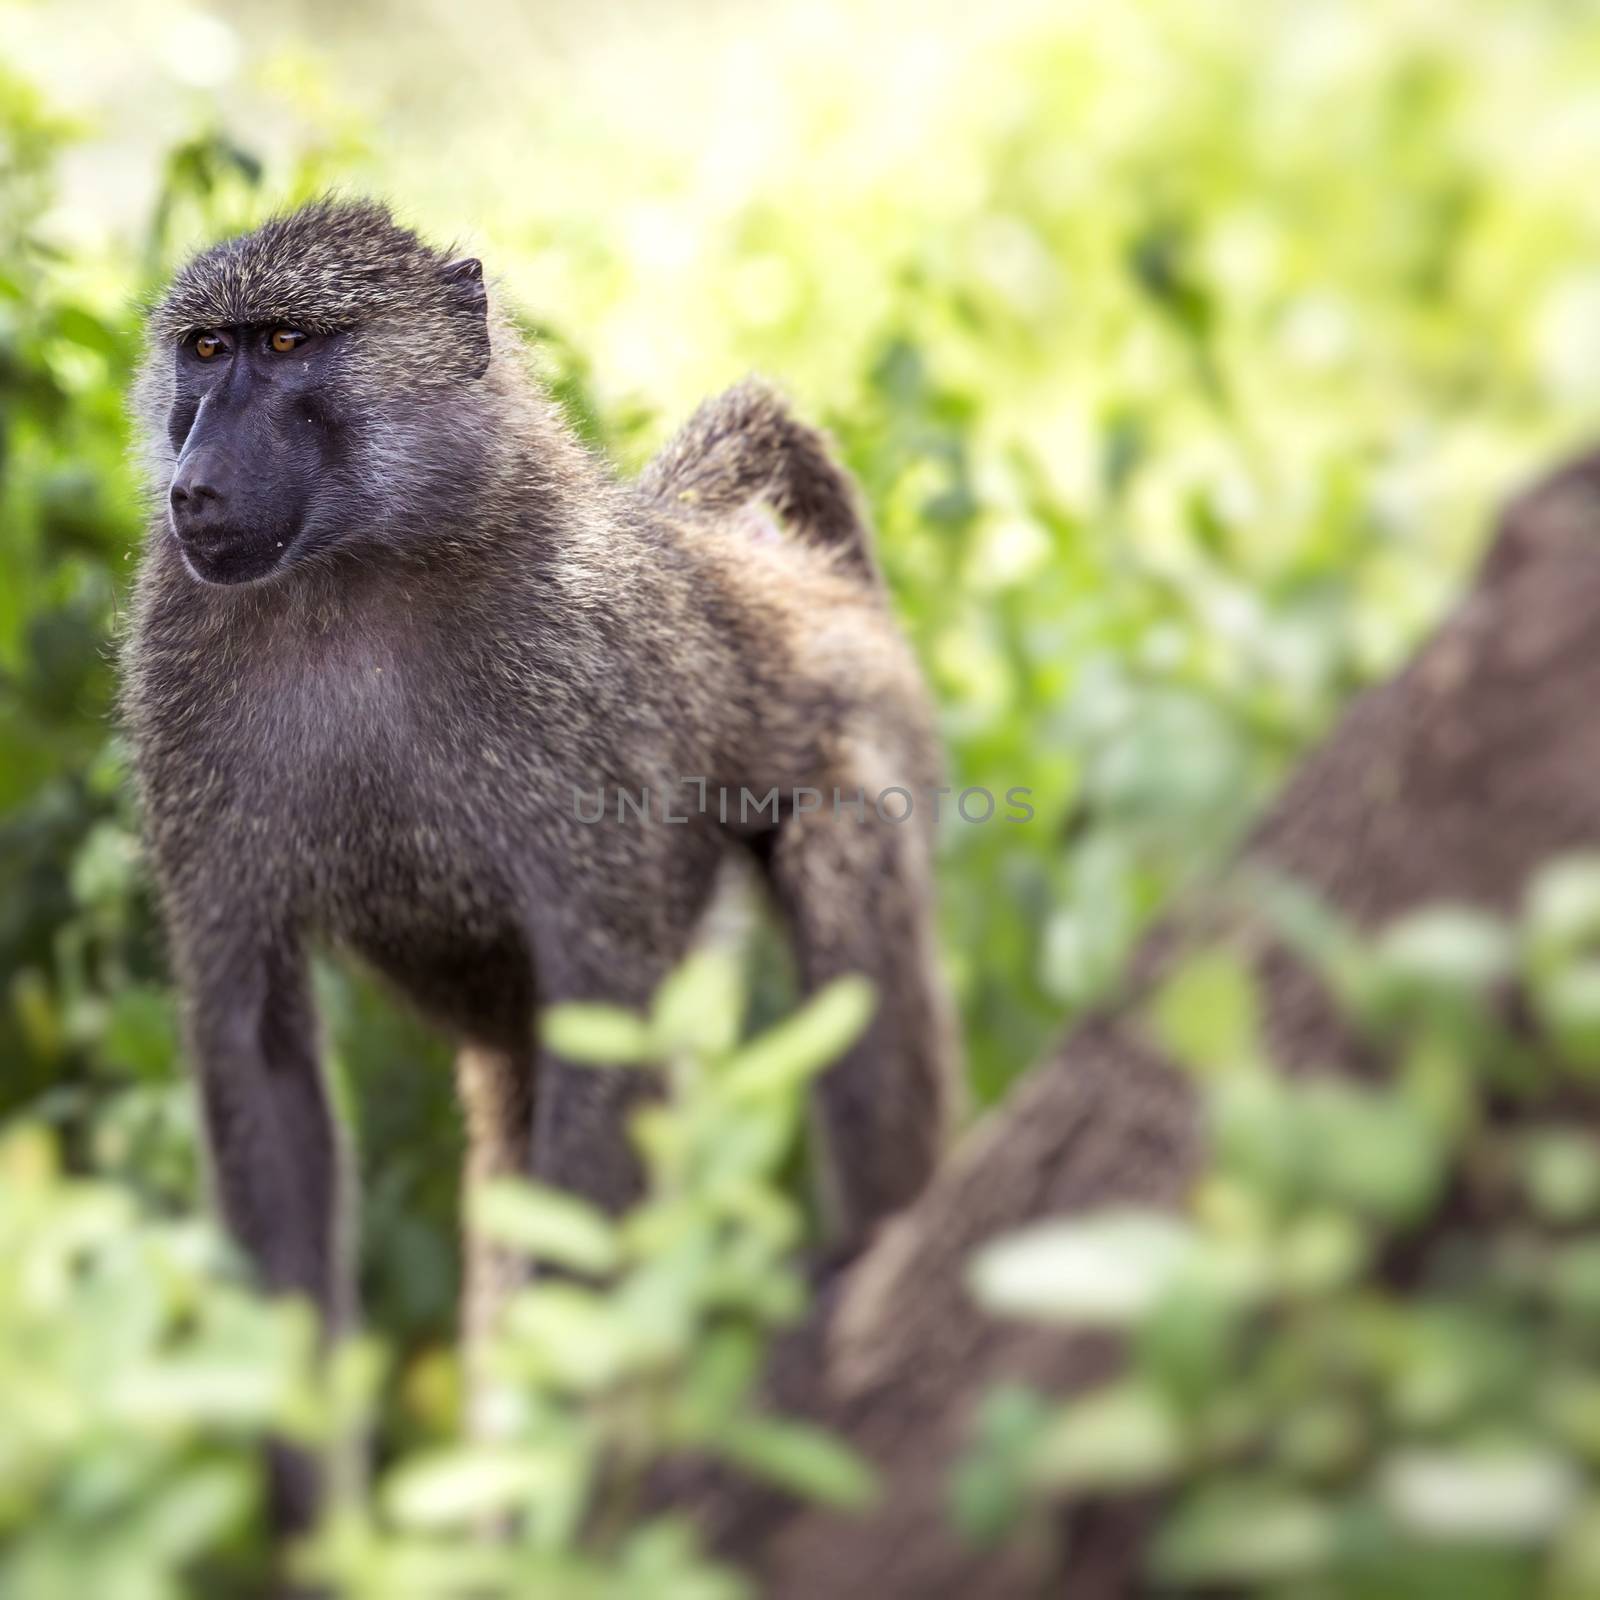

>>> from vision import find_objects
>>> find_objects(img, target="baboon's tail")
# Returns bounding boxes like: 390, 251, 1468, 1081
641, 378, 880, 584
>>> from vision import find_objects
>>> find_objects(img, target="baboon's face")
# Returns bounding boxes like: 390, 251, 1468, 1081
165, 323, 349, 585
152, 212, 491, 588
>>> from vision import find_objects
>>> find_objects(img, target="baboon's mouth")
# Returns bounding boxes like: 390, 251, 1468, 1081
173, 522, 296, 587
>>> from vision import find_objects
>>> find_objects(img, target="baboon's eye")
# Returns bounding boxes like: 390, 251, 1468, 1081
270, 328, 306, 354
194, 332, 223, 360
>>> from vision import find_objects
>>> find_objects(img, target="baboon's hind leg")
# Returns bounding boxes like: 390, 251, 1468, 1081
454, 1040, 535, 1437
762, 803, 957, 1243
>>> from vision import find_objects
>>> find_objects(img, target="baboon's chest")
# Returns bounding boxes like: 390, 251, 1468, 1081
257, 648, 530, 935
301, 742, 519, 930
289, 727, 540, 1039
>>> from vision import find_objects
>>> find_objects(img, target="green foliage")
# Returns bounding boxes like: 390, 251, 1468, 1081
965, 857, 1600, 1596
0, 66, 151, 1126
306, 956, 876, 1598
0, 957, 876, 1596
0, 1123, 319, 1600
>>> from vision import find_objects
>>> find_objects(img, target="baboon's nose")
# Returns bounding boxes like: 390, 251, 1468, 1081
170, 447, 233, 531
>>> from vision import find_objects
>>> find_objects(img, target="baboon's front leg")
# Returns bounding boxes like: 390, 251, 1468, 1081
528, 938, 672, 1219
763, 803, 956, 1241
525, 854, 724, 1218
178, 925, 351, 1535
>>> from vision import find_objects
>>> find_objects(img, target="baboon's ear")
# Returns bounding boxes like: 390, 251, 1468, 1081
442, 257, 490, 379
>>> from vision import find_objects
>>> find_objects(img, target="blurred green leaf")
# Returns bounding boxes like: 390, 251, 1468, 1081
1527, 857, 1600, 962
1518, 1132, 1600, 1225
1027, 1380, 1183, 1491
720, 977, 874, 1103
653, 949, 744, 1058
1297, 1082, 1446, 1224
718, 1418, 878, 1510
1152, 1480, 1337, 1584
469, 1181, 619, 1276
1380, 1447, 1581, 1544
969, 1211, 1197, 1326
1150, 948, 1262, 1078
1533, 963, 1600, 1072
384, 1443, 575, 1529
1370, 908, 1513, 1016
541, 1002, 656, 1065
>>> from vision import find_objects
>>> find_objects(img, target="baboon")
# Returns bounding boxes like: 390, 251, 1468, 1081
121, 200, 957, 1526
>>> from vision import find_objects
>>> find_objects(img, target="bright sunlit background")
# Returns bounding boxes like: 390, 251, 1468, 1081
8, 1, 1600, 1590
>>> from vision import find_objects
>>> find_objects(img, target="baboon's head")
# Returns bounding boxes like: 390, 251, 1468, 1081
139, 200, 492, 586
